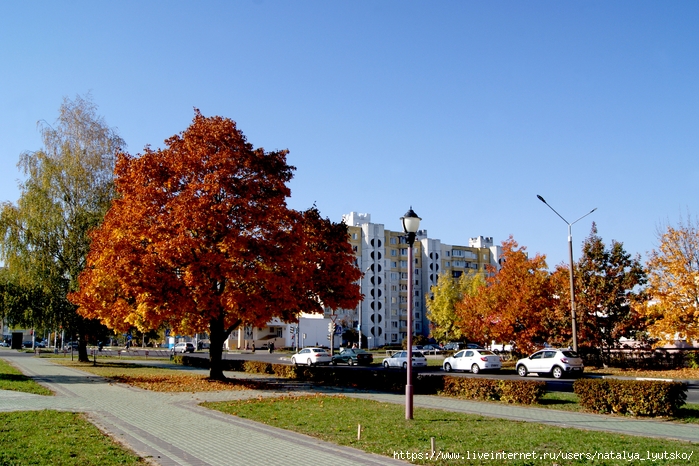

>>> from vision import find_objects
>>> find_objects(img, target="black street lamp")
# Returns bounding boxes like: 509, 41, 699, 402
400, 207, 421, 420
536, 195, 596, 352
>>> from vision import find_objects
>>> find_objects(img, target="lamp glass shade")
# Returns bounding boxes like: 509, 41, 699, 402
401, 209, 421, 234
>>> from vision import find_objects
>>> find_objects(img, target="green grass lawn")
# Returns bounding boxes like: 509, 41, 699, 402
204, 394, 697, 465
0, 410, 147, 465
0, 358, 52, 395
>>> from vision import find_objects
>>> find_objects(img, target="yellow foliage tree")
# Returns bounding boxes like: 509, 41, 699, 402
644, 216, 699, 343
426, 271, 485, 343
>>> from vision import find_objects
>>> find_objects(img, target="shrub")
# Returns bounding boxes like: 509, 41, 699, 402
440, 377, 545, 404
497, 379, 546, 405
441, 377, 500, 401
574, 378, 687, 417
242, 361, 273, 374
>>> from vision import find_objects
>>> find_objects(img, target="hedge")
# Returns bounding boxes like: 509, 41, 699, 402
573, 378, 687, 417
441, 376, 545, 405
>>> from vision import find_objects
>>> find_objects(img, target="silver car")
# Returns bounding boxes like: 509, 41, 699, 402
516, 349, 584, 379
382, 351, 427, 369
291, 347, 332, 366
442, 349, 502, 374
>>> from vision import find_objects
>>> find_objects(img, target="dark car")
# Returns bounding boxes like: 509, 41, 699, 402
23, 340, 34, 348
331, 348, 373, 366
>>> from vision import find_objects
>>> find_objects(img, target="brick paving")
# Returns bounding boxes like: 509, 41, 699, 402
2, 349, 699, 465
0, 350, 403, 466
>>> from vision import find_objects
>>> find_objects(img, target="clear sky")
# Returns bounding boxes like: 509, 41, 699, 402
1, 1, 697, 268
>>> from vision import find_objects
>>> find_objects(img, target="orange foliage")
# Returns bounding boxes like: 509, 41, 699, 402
456, 237, 553, 353
70, 111, 361, 378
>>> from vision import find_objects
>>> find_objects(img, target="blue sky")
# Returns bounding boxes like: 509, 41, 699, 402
1, 1, 697, 268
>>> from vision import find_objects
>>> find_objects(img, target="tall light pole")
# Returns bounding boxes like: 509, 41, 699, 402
401, 207, 421, 420
537, 195, 596, 353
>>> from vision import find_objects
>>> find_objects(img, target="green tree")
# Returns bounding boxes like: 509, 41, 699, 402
643, 215, 699, 343
552, 224, 647, 357
0, 94, 124, 361
426, 271, 485, 343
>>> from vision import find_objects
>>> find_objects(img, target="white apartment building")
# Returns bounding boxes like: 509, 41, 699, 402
342, 212, 502, 347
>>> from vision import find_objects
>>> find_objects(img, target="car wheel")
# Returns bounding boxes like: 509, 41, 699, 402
291, 357, 297, 366
471, 364, 480, 374
402, 362, 408, 369
444, 362, 452, 372
552, 366, 564, 379
517, 365, 528, 377
383, 361, 390, 369
307, 358, 313, 367
348, 359, 354, 366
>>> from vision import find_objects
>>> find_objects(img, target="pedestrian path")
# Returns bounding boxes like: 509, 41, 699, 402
0, 351, 405, 466
2, 351, 699, 466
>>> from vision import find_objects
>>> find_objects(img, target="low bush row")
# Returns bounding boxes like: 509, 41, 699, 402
573, 378, 687, 417
441, 376, 546, 404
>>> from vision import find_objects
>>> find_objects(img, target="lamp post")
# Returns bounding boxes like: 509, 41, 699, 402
536, 195, 596, 353
401, 207, 421, 420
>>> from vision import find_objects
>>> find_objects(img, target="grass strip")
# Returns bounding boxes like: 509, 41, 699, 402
0, 358, 52, 396
0, 410, 147, 465
204, 394, 696, 465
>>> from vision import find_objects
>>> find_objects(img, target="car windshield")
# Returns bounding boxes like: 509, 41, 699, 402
480, 350, 496, 355
413, 352, 425, 357
561, 351, 579, 358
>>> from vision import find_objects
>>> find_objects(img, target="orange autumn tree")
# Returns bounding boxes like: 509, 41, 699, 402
456, 237, 553, 354
69, 111, 361, 379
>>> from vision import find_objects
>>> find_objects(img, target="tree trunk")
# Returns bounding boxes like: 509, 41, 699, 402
209, 316, 226, 380
77, 337, 89, 363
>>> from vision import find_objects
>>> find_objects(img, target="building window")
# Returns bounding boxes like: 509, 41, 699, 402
276, 328, 283, 337
391, 250, 396, 256
390, 237, 397, 245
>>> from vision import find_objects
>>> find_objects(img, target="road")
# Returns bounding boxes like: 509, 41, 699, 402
77, 348, 699, 403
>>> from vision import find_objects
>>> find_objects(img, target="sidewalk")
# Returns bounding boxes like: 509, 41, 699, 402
0, 351, 405, 466
2, 352, 698, 466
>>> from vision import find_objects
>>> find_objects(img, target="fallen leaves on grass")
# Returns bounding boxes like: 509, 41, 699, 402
110, 374, 267, 392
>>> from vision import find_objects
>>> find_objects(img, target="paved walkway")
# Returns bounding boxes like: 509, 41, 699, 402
0, 351, 404, 466
2, 351, 699, 466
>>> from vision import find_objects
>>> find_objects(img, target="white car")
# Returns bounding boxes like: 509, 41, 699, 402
442, 349, 502, 374
516, 349, 584, 379
171, 342, 195, 353
291, 347, 332, 366
382, 351, 427, 369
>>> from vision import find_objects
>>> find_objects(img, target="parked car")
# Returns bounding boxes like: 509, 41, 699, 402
331, 348, 373, 366
35, 340, 46, 348
64, 341, 79, 350
382, 351, 427, 369
291, 347, 332, 366
443, 342, 464, 351
465, 343, 485, 350
171, 342, 195, 353
422, 344, 445, 353
516, 349, 584, 379
22, 341, 33, 348
442, 349, 502, 374
0, 341, 9, 347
